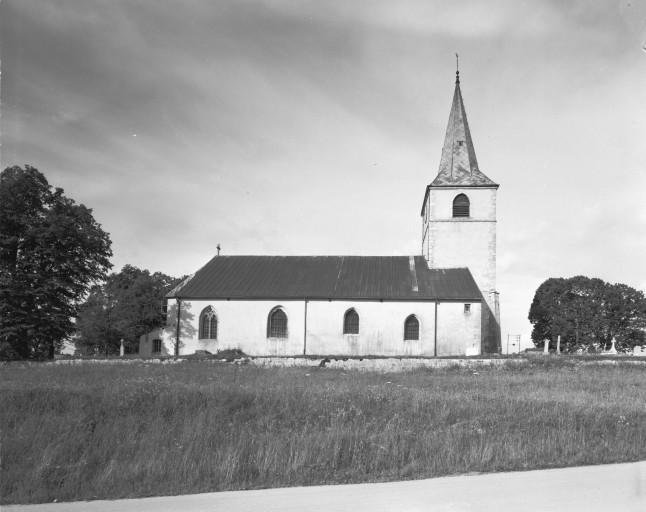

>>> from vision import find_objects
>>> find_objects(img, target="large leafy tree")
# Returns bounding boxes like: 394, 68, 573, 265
0, 166, 112, 359
601, 283, 646, 348
556, 276, 606, 346
73, 284, 123, 356
528, 278, 570, 349
529, 276, 646, 351
75, 265, 183, 355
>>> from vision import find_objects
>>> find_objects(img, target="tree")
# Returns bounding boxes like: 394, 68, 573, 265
74, 284, 120, 356
528, 278, 571, 350
601, 283, 646, 350
0, 165, 112, 359
75, 265, 184, 355
529, 276, 646, 352
563, 276, 606, 346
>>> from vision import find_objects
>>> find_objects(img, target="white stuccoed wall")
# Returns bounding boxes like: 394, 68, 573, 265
436, 301, 481, 356
150, 299, 481, 357
423, 186, 497, 314
305, 301, 435, 356
177, 300, 305, 356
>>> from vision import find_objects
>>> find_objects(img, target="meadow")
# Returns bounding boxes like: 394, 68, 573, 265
2, 358, 646, 504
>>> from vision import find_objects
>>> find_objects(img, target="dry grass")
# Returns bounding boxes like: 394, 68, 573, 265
2, 359, 646, 504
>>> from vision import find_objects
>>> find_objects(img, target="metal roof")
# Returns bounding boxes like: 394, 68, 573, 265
170, 256, 481, 301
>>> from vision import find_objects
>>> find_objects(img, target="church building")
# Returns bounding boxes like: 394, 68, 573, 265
140, 69, 501, 358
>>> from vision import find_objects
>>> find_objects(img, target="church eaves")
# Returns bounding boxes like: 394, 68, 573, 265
430, 71, 498, 188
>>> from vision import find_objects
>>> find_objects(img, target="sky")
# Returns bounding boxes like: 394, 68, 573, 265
2, 0, 646, 351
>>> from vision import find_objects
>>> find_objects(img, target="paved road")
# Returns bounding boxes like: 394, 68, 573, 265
6, 461, 645, 512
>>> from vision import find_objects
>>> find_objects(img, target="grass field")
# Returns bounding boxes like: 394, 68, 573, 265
2, 359, 646, 504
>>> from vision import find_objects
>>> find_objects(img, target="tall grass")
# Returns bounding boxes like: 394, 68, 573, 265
2, 360, 646, 504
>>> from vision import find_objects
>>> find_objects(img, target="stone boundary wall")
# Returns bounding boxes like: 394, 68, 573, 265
247, 357, 525, 371
42, 357, 518, 371
5, 356, 645, 372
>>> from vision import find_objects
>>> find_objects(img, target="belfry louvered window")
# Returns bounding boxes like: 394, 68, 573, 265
199, 307, 218, 340
267, 308, 288, 338
453, 194, 470, 217
343, 309, 359, 334
404, 315, 419, 341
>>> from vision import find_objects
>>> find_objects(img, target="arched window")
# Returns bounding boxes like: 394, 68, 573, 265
343, 308, 359, 334
267, 307, 288, 338
404, 315, 420, 341
199, 306, 218, 340
452, 194, 470, 217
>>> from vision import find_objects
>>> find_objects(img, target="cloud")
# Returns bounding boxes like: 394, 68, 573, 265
265, 0, 566, 38
2, 0, 644, 344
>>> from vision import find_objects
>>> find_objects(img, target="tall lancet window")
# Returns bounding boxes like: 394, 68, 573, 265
404, 315, 420, 341
267, 307, 288, 339
452, 194, 470, 217
199, 306, 218, 340
343, 308, 359, 334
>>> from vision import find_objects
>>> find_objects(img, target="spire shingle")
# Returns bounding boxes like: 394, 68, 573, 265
431, 77, 497, 187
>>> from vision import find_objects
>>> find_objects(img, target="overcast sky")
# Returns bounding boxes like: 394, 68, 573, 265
2, 0, 646, 349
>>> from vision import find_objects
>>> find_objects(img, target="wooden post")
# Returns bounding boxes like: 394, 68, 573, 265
303, 299, 308, 355
434, 302, 438, 357
556, 335, 561, 355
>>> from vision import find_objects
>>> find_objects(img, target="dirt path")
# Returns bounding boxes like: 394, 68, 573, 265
6, 461, 645, 511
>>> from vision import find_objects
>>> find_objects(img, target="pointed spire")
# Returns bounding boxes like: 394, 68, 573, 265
431, 68, 497, 187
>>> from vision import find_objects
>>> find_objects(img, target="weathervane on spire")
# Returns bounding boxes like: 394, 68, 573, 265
455, 53, 460, 84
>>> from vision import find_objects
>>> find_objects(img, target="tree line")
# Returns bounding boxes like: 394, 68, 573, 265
3, 165, 646, 359
0, 166, 181, 360
75, 265, 184, 355
529, 276, 646, 352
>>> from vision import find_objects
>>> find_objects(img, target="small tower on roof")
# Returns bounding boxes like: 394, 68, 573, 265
421, 62, 501, 353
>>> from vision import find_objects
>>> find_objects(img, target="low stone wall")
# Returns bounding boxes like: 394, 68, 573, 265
7, 355, 646, 372
51, 358, 184, 365
47, 356, 521, 371
248, 357, 526, 371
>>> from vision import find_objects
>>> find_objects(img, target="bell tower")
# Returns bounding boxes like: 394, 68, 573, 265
421, 66, 501, 352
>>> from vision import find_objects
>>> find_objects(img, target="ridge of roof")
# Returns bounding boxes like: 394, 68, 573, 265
430, 74, 497, 188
